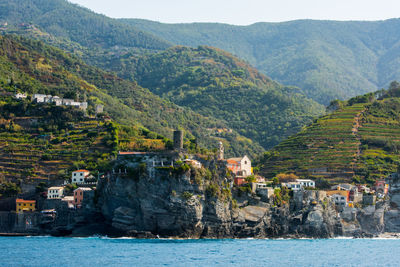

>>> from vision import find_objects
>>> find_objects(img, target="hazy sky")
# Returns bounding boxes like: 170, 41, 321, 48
68, 0, 400, 25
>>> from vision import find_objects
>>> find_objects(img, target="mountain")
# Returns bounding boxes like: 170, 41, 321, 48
0, 35, 264, 157
0, 0, 171, 51
0, 0, 327, 153
108, 45, 324, 149
257, 84, 400, 185
122, 18, 400, 104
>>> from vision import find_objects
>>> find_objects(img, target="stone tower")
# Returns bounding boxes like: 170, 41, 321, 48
173, 130, 183, 150
218, 141, 224, 160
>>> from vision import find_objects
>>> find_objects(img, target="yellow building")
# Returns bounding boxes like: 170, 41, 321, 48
16, 199, 36, 213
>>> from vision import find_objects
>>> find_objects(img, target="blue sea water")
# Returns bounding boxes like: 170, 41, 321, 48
1, 237, 400, 266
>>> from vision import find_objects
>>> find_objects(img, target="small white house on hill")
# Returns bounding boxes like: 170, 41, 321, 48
72, 170, 90, 184
48, 187, 64, 199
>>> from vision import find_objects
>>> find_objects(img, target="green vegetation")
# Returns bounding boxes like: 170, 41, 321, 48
259, 85, 400, 185
273, 187, 291, 206
0, 181, 21, 198
4, 0, 400, 107
0, 101, 113, 182
181, 191, 193, 200
112, 46, 323, 150
0, 0, 170, 51
123, 18, 400, 104
0, 35, 261, 157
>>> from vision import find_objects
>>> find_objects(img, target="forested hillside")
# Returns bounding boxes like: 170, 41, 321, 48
0, 35, 263, 157
0, 0, 170, 51
110, 45, 324, 149
4, 0, 400, 106
258, 83, 400, 185
123, 18, 400, 104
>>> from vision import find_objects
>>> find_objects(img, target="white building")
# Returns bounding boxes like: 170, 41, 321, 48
297, 179, 315, 188
61, 196, 75, 209
72, 170, 90, 184
95, 104, 104, 114
283, 179, 315, 191
33, 94, 49, 103
79, 102, 88, 110
331, 183, 355, 191
15, 93, 27, 99
62, 99, 75, 105
226, 155, 252, 177
331, 194, 348, 207
253, 183, 275, 198
47, 187, 64, 199
283, 181, 302, 191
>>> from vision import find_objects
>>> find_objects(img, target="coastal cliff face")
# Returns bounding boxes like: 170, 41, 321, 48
96, 158, 234, 238
385, 174, 400, 232
95, 157, 343, 238
3, 157, 397, 238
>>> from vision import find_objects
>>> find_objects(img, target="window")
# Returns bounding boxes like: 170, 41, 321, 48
80, 192, 82, 196
75, 198, 78, 203
74, 173, 76, 176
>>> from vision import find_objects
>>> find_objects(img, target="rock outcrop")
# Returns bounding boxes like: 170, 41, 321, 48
385, 173, 400, 232
95, 157, 343, 238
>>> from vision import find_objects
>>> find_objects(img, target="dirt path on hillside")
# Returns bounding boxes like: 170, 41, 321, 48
352, 108, 366, 163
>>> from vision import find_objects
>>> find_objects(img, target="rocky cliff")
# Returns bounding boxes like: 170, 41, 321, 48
5, 156, 398, 238
385, 173, 400, 232
95, 156, 344, 238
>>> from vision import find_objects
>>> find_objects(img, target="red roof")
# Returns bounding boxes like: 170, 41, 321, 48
16, 199, 36, 203
74, 169, 90, 173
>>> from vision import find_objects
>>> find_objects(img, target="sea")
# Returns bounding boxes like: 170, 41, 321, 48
1, 236, 400, 266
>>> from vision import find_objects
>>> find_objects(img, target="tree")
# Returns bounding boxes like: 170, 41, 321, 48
35, 182, 47, 193
245, 175, 256, 183
0, 182, 21, 198
276, 173, 299, 183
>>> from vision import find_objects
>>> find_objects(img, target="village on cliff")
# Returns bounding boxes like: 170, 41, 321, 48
4, 123, 394, 236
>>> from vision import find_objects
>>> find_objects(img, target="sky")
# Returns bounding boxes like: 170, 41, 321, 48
68, 0, 400, 25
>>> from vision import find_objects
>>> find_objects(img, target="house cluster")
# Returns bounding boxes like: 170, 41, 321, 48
32, 94, 88, 110
15, 93, 106, 115
46, 169, 95, 209
16, 169, 95, 213
322, 180, 389, 210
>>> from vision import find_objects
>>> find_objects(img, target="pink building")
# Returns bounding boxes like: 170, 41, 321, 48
375, 180, 389, 195
73, 187, 93, 208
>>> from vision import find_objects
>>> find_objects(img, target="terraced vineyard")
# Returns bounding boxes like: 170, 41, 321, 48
258, 92, 400, 186
0, 100, 170, 185
259, 103, 366, 182
0, 116, 112, 182
357, 98, 400, 182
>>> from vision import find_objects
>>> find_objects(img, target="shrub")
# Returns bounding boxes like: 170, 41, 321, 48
0, 182, 21, 198
181, 191, 193, 200
206, 183, 220, 197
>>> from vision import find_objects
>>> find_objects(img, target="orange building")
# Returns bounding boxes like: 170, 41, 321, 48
226, 156, 252, 186
16, 199, 36, 213
73, 187, 93, 208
